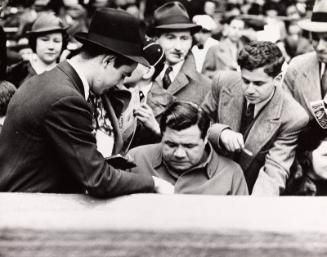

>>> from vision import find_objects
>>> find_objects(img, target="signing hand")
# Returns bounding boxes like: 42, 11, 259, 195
152, 176, 174, 194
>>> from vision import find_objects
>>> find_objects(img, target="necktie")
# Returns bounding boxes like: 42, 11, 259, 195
163, 66, 173, 89
240, 103, 255, 136
139, 90, 145, 103
321, 66, 327, 99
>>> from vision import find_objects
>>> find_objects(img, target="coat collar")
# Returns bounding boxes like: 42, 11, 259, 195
57, 61, 85, 99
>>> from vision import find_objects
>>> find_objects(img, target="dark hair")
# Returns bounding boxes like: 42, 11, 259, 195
237, 41, 284, 78
0, 81, 16, 117
29, 30, 68, 54
80, 43, 135, 68
160, 101, 210, 139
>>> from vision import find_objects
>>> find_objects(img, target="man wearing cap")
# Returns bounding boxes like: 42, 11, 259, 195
283, 0, 327, 195
202, 41, 308, 195
0, 8, 173, 196
152, 1, 211, 106
191, 14, 219, 72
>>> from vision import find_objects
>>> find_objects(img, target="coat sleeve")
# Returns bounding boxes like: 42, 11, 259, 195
44, 95, 154, 198
201, 74, 230, 151
252, 106, 309, 196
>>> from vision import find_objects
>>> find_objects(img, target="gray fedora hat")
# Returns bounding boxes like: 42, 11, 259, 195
298, 0, 327, 33
75, 8, 149, 67
153, 1, 201, 33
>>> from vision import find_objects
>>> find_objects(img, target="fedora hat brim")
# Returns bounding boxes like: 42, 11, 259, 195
75, 32, 150, 67
298, 19, 327, 33
155, 23, 201, 33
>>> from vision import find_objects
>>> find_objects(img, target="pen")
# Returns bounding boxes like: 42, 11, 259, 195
242, 148, 253, 157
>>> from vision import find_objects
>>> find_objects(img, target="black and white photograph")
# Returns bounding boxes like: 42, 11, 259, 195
0, 0, 327, 256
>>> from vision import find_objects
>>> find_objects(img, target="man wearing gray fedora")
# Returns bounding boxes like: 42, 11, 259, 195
0, 8, 173, 197
151, 1, 211, 107
283, 0, 327, 195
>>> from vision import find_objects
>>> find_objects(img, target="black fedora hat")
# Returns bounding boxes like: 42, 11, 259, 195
153, 1, 201, 33
75, 8, 149, 67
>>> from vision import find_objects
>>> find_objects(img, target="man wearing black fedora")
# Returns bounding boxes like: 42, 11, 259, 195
283, 0, 327, 195
0, 8, 173, 196
151, 1, 211, 106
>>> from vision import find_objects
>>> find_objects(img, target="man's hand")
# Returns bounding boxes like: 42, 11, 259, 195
152, 176, 174, 194
134, 104, 160, 135
220, 129, 245, 152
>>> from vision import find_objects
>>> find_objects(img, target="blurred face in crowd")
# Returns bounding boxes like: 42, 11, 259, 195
227, 19, 245, 43
241, 67, 275, 104
193, 29, 211, 46
92, 56, 137, 95
157, 30, 192, 66
203, 1, 216, 16
36, 32, 63, 65
311, 32, 327, 64
162, 125, 206, 172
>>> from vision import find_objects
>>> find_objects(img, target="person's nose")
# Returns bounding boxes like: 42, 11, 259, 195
245, 82, 255, 93
317, 38, 327, 52
174, 39, 183, 52
173, 146, 186, 159
47, 40, 55, 50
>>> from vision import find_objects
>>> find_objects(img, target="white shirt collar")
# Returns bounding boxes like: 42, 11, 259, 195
321, 62, 326, 78
67, 59, 90, 100
159, 61, 185, 83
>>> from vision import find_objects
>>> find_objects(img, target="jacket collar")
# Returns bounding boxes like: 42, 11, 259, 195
57, 61, 85, 98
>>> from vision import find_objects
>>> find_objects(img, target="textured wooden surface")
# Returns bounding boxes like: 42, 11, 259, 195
1, 193, 327, 256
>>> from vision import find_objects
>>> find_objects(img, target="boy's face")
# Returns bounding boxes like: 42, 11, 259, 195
241, 67, 275, 104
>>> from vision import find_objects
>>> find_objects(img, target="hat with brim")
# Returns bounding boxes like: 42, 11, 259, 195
26, 12, 68, 36
298, 0, 327, 32
75, 8, 149, 67
153, 1, 201, 33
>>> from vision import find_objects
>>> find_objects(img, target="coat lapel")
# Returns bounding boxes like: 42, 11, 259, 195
300, 55, 321, 117
240, 87, 283, 171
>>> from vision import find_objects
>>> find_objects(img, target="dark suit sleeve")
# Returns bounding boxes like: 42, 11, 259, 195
44, 95, 154, 198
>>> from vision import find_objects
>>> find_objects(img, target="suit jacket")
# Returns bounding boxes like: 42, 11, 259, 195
156, 53, 211, 106
202, 71, 309, 195
202, 38, 241, 79
0, 61, 154, 196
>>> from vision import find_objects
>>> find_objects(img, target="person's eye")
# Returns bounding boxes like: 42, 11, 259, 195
254, 82, 265, 86
242, 78, 250, 84
40, 37, 49, 41
165, 142, 176, 148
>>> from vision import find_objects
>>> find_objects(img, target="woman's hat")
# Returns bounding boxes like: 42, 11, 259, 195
26, 13, 67, 35
75, 8, 149, 67
153, 1, 201, 33
298, 0, 327, 32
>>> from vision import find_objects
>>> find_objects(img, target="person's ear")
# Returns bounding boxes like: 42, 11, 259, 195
143, 66, 155, 80
101, 54, 115, 68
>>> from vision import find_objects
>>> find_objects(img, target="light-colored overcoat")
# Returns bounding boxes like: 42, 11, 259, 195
202, 71, 309, 195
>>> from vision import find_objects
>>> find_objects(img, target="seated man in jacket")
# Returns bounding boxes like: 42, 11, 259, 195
202, 41, 309, 195
128, 101, 249, 195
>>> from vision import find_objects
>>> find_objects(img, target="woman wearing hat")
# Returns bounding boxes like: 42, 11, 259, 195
7, 12, 68, 88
